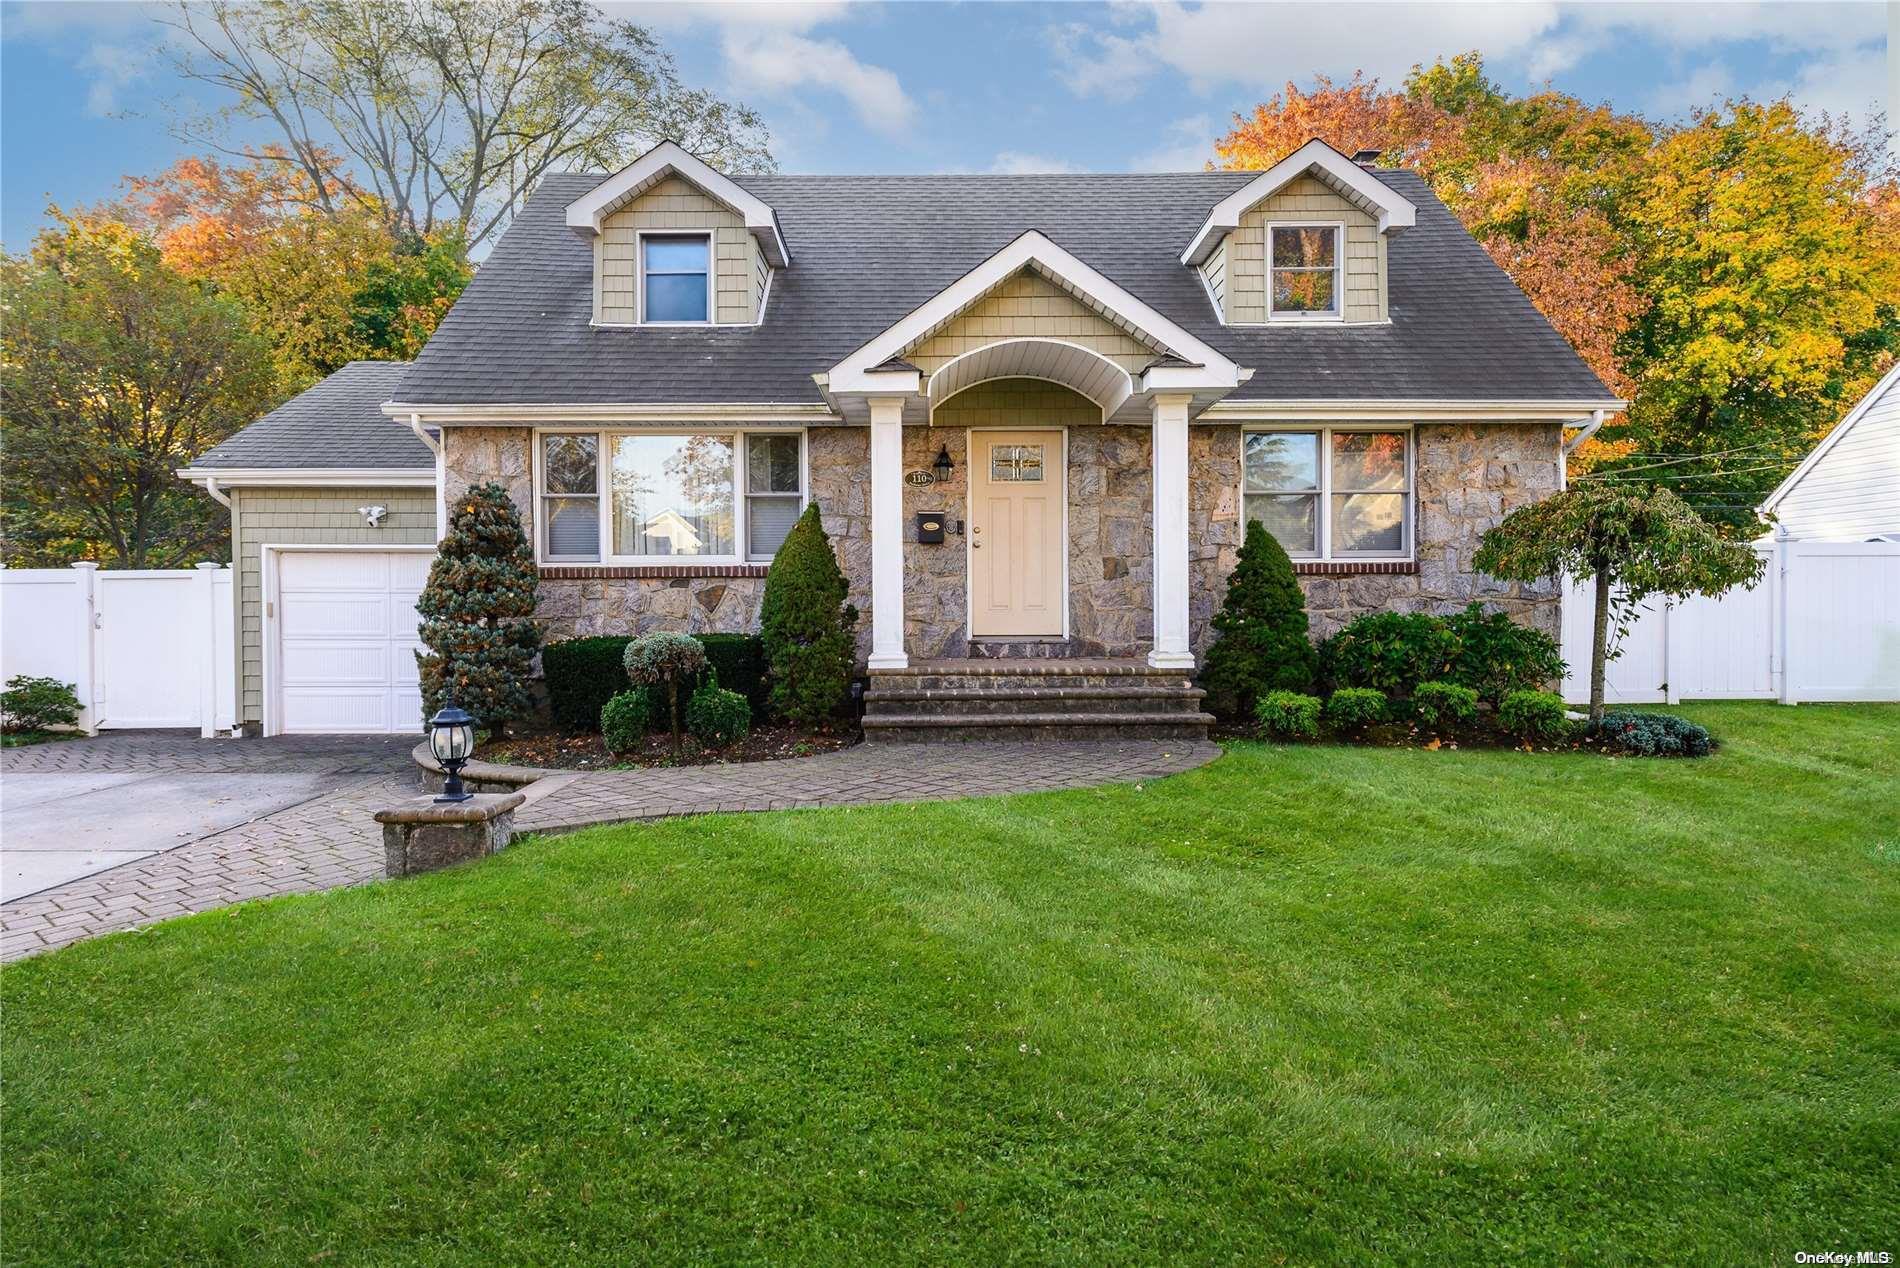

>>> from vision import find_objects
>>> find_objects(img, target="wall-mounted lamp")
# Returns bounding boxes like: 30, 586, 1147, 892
932, 445, 954, 485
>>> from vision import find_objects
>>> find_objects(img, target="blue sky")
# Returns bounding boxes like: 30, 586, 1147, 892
3, 0, 1893, 250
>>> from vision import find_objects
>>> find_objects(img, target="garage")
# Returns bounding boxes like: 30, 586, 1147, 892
269, 548, 434, 734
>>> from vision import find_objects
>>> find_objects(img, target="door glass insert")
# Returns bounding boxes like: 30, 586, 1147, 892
990, 444, 1045, 482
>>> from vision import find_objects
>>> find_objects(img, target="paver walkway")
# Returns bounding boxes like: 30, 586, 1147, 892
2, 736, 1219, 961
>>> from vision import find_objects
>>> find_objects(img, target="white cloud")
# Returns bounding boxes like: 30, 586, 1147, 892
988, 151, 1086, 174
610, 2, 916, 138
1131, 114, 1218, 171
76, 41, 147, 117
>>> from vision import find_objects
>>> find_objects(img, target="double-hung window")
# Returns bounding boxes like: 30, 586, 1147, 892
1243, 427, 1411, 559
1268, 224, 1341, 321
535, 431, 805, 565
640, 234, 711, 324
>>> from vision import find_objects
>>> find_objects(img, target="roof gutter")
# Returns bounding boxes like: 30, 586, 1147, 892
174, 466, 437, 488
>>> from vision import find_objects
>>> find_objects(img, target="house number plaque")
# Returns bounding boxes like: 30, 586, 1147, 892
904, 470, 934, 487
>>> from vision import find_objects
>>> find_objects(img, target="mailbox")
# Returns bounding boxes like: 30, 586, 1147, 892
915, 511, 947, 544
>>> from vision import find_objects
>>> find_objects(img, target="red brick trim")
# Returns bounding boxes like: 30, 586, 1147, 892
539, 564, 769, 580
1293, 561, 1419, 577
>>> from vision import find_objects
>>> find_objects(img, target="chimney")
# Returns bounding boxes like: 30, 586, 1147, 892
1351, 148, 1382, 165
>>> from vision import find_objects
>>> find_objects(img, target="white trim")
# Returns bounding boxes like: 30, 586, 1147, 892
925, 339, 1134, 418
1240, 424, 1416, 563
1759, 361, 1900, 515
565, 140, 789, 266
867, 397, 908, 669
635, 229, 715, 327
931, 374, 1109, 426
827, 231, 1244, 396
1149, 394, 1195, 669
1199, 398, 1626, 423
177, 467, 435, 488
385, 401, 838, 425
1181, 139, 1417, 266
964, 426, 1070, 641
1264, 221, 1345, 324
259, 543, 436, 738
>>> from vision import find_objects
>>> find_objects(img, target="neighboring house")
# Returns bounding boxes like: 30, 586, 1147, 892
1758, 361, 1900, 542
183, 139, 1622, 737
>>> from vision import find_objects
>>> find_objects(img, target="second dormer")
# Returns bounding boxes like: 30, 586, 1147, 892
565, 141, 789, 328
1183, 139, 1416, 327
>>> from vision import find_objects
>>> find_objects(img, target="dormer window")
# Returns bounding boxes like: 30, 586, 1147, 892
641, 234, 712, 324
1268, 224, 1341, 321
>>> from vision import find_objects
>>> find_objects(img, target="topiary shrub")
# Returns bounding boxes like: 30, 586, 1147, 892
1255, 690, 1322, 740
1, 675, 81, 733
417, 482, 540, 734
1200, 519, 1318, 720
1319, 612, 1458, 698
624, 632, 707, 754
1595, 711, 1713, 757
686, 671, 752, 749
600, 690, 651, 755
543, 632, 769, 733
1323, 687, 1387, 732
1412, 681, 1480, 730
1444, 604, 1566, 705
1498, 689, 1571, 743
760, 503, 857, 728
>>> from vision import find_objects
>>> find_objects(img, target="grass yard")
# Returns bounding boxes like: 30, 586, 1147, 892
4, 702, 1896, 1264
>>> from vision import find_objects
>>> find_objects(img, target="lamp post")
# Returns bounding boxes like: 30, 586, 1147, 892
427, 700, 477, 803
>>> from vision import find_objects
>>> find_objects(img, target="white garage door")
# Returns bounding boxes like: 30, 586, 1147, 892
276, 549, 433, 734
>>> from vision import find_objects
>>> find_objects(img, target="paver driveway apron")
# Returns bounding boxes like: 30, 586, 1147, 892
0, 732, 413, 901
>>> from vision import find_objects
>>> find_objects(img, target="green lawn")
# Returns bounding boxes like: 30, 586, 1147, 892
4, 703, 1896, 1264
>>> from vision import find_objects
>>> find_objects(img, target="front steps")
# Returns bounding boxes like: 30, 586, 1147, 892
862, 658, 1212, 743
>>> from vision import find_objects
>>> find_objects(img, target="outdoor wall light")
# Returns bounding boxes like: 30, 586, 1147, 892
427, 701, 477, 803
932, 444, 954, 484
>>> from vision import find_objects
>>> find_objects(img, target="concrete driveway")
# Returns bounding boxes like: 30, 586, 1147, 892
0, 732, 414, 902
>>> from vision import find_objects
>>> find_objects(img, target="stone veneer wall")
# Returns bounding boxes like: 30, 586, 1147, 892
1068, 427, 1154, 656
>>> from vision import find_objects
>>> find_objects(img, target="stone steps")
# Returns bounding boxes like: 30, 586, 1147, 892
862, 658, 1212, 743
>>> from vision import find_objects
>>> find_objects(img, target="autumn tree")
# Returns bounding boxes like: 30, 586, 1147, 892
0, 215, 276, 567
162, 0, 774, 253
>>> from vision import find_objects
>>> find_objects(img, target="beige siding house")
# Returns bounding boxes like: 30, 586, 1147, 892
186, 140, 1622, 738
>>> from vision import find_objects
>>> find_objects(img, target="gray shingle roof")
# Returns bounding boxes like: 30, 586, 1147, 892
397, 168, 1613, 408
192, 361, 431, 470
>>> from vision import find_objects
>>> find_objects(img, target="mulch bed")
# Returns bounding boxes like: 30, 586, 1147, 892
481, 723, 858, 772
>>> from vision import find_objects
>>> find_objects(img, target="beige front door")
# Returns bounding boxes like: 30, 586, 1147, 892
969, 430, 1065, 637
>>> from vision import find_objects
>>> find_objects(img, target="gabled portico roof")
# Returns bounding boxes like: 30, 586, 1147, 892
1180, 138, 1417, 267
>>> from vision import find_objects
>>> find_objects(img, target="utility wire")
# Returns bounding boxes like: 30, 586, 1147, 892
1576, 440, 1790, 476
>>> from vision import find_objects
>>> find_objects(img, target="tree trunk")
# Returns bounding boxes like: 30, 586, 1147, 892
670, 681, 683, 755
1589, 569, 1611, 726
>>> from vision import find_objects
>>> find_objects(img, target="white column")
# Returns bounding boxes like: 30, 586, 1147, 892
868, 395, 909, 669
195, 562, 220, 738
71, 561, 100, 735
1148, 393, 1194, 670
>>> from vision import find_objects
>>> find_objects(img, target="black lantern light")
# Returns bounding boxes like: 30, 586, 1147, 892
932, 444, 954, 485
427, 700, 477, 803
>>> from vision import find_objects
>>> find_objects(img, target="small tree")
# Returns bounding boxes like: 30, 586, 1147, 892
760, 504, 857, 728
1200, 519, 1318, 719
1473, 483, 1763, 724
623, 632, 706, 755
416, 483, 540, 734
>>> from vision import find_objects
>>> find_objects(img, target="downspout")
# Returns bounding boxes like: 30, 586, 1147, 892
201, 475, 231, 509
407, 411, 442, 456
1563, 409, 1606, 456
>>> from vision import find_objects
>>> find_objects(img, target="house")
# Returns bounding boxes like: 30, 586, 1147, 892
1757, 361, 1900, 542
182, 139, 1622, 738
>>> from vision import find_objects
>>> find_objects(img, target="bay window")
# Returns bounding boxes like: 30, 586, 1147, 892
1243, 427, 1411, 560
535, 430, 804, 565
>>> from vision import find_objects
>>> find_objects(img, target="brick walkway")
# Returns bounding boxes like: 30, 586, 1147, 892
2, 736, 1219, 961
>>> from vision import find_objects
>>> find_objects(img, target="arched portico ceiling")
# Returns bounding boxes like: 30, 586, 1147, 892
926, 341, 1132, 421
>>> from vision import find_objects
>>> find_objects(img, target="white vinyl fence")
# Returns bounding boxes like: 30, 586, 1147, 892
0, 562, 234, 735
1562, 538, 1900, 705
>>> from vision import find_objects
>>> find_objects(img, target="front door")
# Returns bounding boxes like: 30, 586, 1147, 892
969, 429, 1064, 637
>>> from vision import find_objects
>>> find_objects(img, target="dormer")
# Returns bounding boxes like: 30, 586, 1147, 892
1182, 138, 1416, 326
565, 141, 788, 328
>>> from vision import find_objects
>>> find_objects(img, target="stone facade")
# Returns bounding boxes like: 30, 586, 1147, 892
439, 413, 1562, 663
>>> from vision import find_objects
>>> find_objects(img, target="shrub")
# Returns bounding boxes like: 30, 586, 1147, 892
1320, 612, 1458, 698
543, 632, 769, 733
1199, 519, 1318, 719
1, 676, 81, 733
1323, 687, 1387, 731
1498, 689, 1571, 743
1412, 681, 1480, 730
1444, 604, 1566, 705
686, 672, 752, 749
416, 483, 539, 733
624, 633, 707, 753
1595, 711, 1713, 757
1255, 690, 1322, 740
760, 504, 857, 728
600, 690, 651, 755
